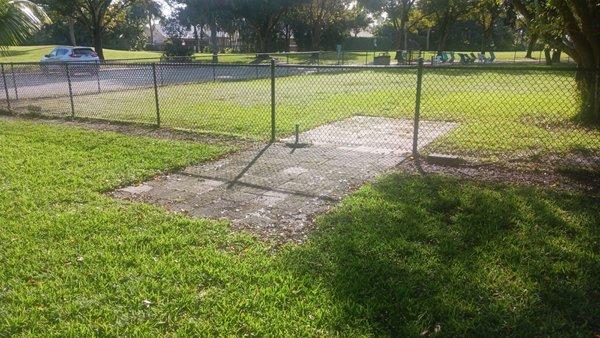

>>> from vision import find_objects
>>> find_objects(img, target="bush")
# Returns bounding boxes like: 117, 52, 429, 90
161, 38, 194, 62
343, 37, 376, 51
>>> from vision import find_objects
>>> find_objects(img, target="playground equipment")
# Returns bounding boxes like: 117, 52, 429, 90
432, 51, 455, 64
458, 53, 476, 64
478, 51, 496, 64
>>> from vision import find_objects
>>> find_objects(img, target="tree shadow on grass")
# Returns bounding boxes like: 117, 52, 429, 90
282, 173, 600, 336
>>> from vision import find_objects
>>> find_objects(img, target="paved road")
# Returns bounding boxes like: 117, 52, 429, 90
0, 63, 313, 101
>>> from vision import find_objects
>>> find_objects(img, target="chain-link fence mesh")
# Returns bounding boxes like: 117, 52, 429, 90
1, 60, 598, 176
418, 67, 598, 165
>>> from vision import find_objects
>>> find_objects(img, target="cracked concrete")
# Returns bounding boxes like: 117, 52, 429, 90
113, 116, 457, 242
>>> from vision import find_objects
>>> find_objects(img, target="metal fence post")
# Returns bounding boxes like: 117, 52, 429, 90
412, 58, 424, 158
212, 62, 216, 82
594, 69, 599, 122
160, 64, 164, 86
65, 64, 75, 118
10, 64, 18, 100
270, 58, 276, 142
1, 64, 10, 111
152, 63, 161, 127
96, 62, 101, 94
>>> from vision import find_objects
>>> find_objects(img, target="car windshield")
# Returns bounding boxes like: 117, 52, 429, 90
73, 48, 95, 56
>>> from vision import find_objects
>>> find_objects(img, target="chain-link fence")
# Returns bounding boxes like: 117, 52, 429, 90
102, 49, 576, 66
1, 60, 598, 174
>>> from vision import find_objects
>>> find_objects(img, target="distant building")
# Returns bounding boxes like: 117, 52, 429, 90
144, 25, 167, 47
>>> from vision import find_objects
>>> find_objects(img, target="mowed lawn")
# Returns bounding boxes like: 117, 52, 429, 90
20, 67, 600, 158
0, 45, 558, 65
1, 119, 599, 336
0, 45, 163, 63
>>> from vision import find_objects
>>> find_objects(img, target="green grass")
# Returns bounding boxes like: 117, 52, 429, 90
18, 68, 599, 159
1, 45, 573, 65
1, 119, 598, 335
0, 45, 162, 62
293, 173, 599, 336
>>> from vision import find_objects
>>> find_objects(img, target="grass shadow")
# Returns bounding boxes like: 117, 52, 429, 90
282, 173, 600, 336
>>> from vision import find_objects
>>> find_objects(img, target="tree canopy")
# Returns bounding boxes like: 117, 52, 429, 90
0, 0, 49, 48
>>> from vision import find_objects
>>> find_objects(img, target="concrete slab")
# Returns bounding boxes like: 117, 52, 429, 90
113, 116, 457, 243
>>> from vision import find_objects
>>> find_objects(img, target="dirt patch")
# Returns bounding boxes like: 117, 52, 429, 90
401, 152, 600, 194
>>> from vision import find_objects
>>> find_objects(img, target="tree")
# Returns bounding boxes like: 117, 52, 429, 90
231, 0, 299, 52
133, 0, 163, 47
468, 0, 503, 52
349, 6, 372, 38
507, 0, 537, 58
108, 2, 156, 50
359, 0, 416, 50
289, 0, 351, 50
170, 0, 233, 61
0, 0, 49, 48
71, 0, 154, 60
405, 8, 434, 50
36, 0, 78, 45
419, 0, 471, 52
511, 0, 599, 123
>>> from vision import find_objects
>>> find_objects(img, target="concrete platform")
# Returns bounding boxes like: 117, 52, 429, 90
113, 116, 457, 242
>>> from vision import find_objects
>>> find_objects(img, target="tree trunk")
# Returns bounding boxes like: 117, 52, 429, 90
544, 48, 552, 65
210, 20, 218, 63
93, 25, 104, 60
67, 18, 77, 46
437, 11, 452, 53
573, 52, 600, 124
394, 26, 402, 50
311, 22, 321, 51
193, 25, 199, 53
200, 26, 205, 51
551, 50, 561, 63
257, 27, 271, 53
525, 33, 538, 58
576, 69, 600, 124
312, 32, 321, 51
148, 17, 154, 47
284, 25, 291, 52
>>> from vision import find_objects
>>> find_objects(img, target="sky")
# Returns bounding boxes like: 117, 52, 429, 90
157, 0, 173, 16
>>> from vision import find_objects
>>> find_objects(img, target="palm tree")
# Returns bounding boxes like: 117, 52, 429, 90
0, 0, 50, 49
